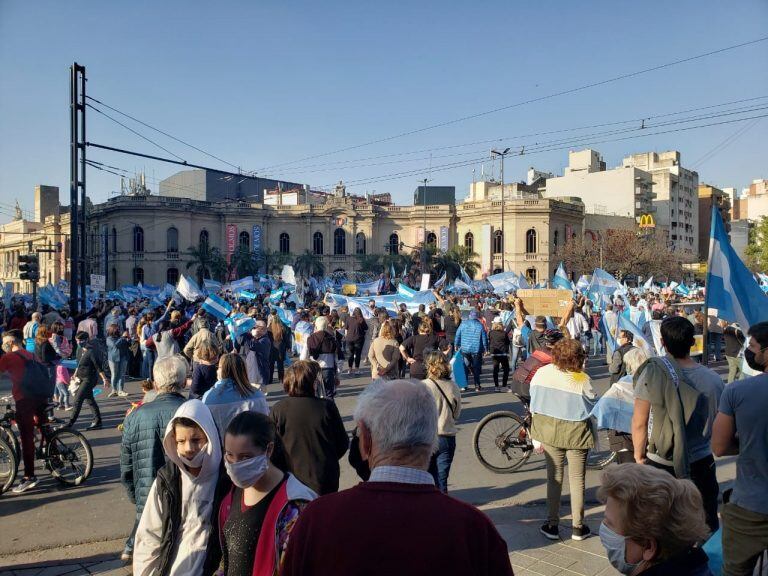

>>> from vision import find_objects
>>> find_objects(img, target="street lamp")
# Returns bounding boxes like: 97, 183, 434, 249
490, 148, 510, 271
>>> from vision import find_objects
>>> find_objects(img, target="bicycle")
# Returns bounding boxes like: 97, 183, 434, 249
472, 393, 616, 473
0, 395, 94, 493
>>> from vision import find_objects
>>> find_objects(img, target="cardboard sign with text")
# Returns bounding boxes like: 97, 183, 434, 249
517, 289, 573, 318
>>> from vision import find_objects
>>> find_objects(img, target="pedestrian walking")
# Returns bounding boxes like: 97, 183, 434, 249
106, 325, 130, 397
66, 331, 109, 431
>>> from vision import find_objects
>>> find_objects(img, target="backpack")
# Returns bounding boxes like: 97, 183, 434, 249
510, 350, 551, 397
15, 351, 55, 398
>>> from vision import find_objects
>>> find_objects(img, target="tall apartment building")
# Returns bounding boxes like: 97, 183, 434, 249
542, 149, 655, 219
732, 179, 768, 221
622, 151, 699, 255
697, 183, 731, 261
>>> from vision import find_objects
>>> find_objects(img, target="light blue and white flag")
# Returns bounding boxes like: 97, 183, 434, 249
460, 266, 473, 285
121, 285, 140, 302
643, 276, 654, 291
397, 283, 417, 300
518, 273, 531, 289
453, 279, 474, 293
225, 314, 256, 341
589, 268, 622, 298
139, 283, 162, 298
203, 278, 222, 292
390, 264, 396, 280
237, 290, 258, 301
707, 206, 767, 330
269, 287, 285, 304
281, 265, 296, 286
617, 313, 656, 358
433, 272, 446, 288
355, 280, 379, 295
176, 275, 205, 301
552, 262, 572, 291
674, 283, 691, 296
576, 275, 590, 292
230, 276, 254, 292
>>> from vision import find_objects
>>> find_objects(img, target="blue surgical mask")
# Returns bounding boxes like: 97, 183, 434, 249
225, 454, 269, 489
599, 522, 641, 575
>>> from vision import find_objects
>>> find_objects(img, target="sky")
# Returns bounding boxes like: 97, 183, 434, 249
1, 0, 767, 224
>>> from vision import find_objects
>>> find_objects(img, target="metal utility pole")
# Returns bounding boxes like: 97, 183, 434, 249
70, 63, 87, 313
421, 178, 429, 275
491, 148, 510, 271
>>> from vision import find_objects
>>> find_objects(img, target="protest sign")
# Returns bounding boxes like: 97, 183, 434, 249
516, 289, 572, 317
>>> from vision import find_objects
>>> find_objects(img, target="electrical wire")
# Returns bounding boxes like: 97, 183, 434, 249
86, 103, 187, 162
262, 95, 768, 176
691, 118, 762, 169
86, 95, 243, 171
258, 35, 768, 171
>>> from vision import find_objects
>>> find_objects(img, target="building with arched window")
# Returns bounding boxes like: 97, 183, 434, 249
199, 230, 209, 250
167, 227, 179, 257
133, 226, 144, 253
279, 232, 290, 254
492, 230, 503, 254
525, 229, 537, 254
388, 233, 399, 254
334, 228, 346, 255
239, 230, 250, 249
464, 232, 474, 251
313, 231, 324, 255
355, 232, 366, 255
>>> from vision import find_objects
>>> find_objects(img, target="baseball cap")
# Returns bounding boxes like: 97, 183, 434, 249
469, 310, 478, 320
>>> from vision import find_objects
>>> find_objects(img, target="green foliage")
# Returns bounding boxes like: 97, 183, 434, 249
186, 243, 227, 283
256, 249, 292, 275
294, 250, 326, 279
745, 217, 768, 272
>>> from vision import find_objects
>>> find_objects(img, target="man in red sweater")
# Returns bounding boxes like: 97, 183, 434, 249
282, 379, 514, 576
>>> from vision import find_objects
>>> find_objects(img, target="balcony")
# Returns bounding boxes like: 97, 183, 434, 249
524, 253, 538, 261
166, 251, 180, 261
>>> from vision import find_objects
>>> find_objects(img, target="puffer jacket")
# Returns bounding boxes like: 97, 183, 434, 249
120, 392, 186, 513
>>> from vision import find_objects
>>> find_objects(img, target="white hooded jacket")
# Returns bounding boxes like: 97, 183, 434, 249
133, 400, 222, 576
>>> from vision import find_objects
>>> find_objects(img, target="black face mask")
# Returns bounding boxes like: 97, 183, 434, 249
744, 348, 766, 372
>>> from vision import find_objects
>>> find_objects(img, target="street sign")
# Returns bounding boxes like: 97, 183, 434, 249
90, 274, 106, 292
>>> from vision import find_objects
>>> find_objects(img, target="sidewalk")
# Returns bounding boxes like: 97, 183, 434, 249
1, 501, 615, 576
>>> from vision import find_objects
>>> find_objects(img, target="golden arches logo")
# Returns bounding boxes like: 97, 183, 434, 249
639, 214, 655, 228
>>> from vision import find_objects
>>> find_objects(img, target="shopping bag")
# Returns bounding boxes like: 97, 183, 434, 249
450, 350, 468, 390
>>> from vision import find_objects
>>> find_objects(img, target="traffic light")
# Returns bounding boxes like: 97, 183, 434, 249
19, 254, 39, 282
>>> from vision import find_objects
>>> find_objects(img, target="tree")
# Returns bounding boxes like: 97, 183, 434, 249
556, 229, 694, 281
745, 217, 768, 272
228, 246, 260, 279
186, 243, 227, 284
256, 249, 292, 275
446, 245, 480, 280
356, 254, 384, 275
294, 250, 326, 279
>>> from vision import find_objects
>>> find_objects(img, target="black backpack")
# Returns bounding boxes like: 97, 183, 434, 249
15, 351, 55, 398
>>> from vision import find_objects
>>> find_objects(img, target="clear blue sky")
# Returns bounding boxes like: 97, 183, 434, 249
1, 0, 767, 223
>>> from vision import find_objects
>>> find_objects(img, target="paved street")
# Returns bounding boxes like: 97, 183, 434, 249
0, 359, 736, 575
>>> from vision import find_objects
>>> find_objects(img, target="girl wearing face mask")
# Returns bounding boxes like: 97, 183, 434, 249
219, 411, 316, 576
133, 400, 231, 576
597, 464, 713, 576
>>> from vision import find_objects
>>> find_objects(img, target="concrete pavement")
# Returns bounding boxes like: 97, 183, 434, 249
0, 359, 736, 575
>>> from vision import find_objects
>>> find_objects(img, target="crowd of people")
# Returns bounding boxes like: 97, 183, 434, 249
0, 277, 766, 576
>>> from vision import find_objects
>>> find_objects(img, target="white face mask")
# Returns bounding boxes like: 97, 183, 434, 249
179, 447, 207, 469
599, 522, 641, 575
225, 454, 269, 489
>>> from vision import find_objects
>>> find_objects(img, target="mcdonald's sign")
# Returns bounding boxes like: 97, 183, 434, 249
638, 214, 655, 229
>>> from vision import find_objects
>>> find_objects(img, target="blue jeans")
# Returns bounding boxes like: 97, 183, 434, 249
429, 435, 457, 493
55, 382, 71, 408
511, 346, 526, 370
462, 352, 483, 388
109, 358, 128, 392
709, 332, 723, 362
590, 329, 602, 356
140, 347, 155, 379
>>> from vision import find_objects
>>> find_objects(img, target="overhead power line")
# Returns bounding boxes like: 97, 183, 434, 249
259, 35, 768, 172
86, 96, 243, 171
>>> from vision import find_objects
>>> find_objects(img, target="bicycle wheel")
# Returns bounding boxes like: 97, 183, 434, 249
473, 410, 532, 473
45, 428, 93, 486
586, 429, 617, 470
0, 437, 18, 495
0, 425, 21, 465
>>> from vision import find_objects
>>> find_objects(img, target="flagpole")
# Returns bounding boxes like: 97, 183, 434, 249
702, 205, 717, 367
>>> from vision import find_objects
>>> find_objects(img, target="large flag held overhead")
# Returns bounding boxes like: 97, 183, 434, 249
552, 262, 572, 291
201, 294, 233, 320
230, 276, 254, 292
176, 275, 205, 301
589, 268, 623, 297
281, 265, 296, 286
706, 206, 767, 330
643, 276, 654, 291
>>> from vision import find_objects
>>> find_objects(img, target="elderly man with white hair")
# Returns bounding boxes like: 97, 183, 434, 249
307, 315, 339, 398
282, 379, 514, 576
119, 355, 187, 563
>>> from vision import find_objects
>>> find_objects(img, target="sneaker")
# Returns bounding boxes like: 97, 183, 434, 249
12, 476, 39, 494
494, 386, 501, 393
571, 525, 591, 541
64, 406, 73, 411
118, 391, 129, 397
108, 390, 117, 398
540, 523, 560, 540
120, 550, 132, 563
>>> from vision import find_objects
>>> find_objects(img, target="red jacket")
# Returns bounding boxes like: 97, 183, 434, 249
0, 348, 34, 401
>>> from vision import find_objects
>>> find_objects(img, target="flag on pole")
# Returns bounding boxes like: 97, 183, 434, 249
552, 262, 572, 290
518, 273, 531, 289
433, 272, 446, 288
230, 276, 254, 292
281, 265, 296, 286
203, 278, 222, 292
589, 268, 623, 298
706, 206, 767, 331
459, 266, 473, 285
201, 294, 232, 320
617, 313, 656, 358
643, 276, 654, 291
176, 275, 205, 301
390, 263, 396, 279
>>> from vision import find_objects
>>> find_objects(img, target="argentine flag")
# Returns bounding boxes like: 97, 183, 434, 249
176, 275, 205, 301
201, 294, 232, 320
589, 268, 622, 298
617, 313, 655, 358
643, 276, 654, 291
552, 262, 572, 291
706, 206, 767, 331
230, 276, 254, 292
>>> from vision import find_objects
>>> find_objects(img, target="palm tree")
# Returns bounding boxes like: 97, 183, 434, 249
356, 254, 384, 274
448, 245, 480, 279
294, 250, 325, 279
257, 249, 292, 275
186, 243, 227, 284
228, 246, 260, 280
431, 252, 461, 282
